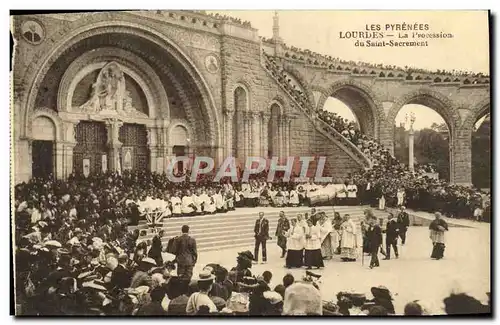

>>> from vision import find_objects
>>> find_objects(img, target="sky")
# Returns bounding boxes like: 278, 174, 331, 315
210, 10, 490, 130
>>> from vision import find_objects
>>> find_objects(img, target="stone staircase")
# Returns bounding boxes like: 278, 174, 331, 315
129, 206, 389, 252
261, 53, 372, 169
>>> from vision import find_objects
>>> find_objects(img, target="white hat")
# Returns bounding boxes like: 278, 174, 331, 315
283, 283, 322, 315
263, 291, 283, 305
196, 269, 216, 282
44, 240, 62, 248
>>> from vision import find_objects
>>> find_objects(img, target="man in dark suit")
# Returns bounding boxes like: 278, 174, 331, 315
384, 213, 399, 260
397, 206, 410, 245
254, 212, 270, 264
108, 254, 132, 290
275, 211, 290, 258
172, 225, 198, 281
366, 216, 383, 269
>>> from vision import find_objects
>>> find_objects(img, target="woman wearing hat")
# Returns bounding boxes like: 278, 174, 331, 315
369, 286, 395, 314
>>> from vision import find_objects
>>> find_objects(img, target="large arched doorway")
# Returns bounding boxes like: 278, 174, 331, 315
24, 25, 220, 178
317, 82, 379, 138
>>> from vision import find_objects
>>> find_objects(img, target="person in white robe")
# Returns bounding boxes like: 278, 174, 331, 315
204, 190, 217, 214
170, 192, 182, 216
281, 188, 290, 206
347, 182, 358, 206
225, 189, 235, 210
340, 214, 358, 261
304, 219, 324, 269
268, 187, 278, 206
285, 218, 304, 268
161, 194, 172, 219
289, 187, 300, 206
396, 188, 405, 207
234, 187, 244, 208
319, 214, 335, 259
378, 194, 386, 210
192, 189, 204, 213
214, 189, 225, 212
336, 183, 348, 205
181, 190, 196, 216
31, 206, 42, 224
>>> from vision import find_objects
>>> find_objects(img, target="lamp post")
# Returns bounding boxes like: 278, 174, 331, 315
406, 112, 416, 172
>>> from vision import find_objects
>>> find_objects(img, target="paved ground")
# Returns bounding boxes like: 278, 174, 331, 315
192, 225, 490, 315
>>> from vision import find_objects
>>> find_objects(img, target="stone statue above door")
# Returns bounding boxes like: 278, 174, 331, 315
79, 61, 148, 118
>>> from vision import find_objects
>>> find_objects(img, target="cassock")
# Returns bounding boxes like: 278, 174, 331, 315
204, 194, 216, 213
429, 218, 448, 260
171, 196, 182, 215
304, 225, 324, 268
289, 189, 300, 206
285, 224, 305, 268
181, 195, 196, 214
192, 194, 203, 212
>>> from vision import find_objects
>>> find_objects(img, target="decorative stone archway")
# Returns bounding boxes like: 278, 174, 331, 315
18, 21, 222, 181
315, 79, 384, 138
20, 21, 222, 156
383, 88, 465, 183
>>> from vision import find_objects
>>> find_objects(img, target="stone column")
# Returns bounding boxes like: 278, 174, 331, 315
283, 115, 293, 157
105, 119, 123, 172
408, 128, 415, 173
251, 111, 261, 157
59, 121, 78, 179
278, 116, 284, 159
261, 113, 271, 158
14, 138, 32, 183
451, 129, 472, 185
62, 142, 77, 179
146, 126, 160, 173
164, 146, 174, 173
243, 112, 250, 160
225, 110, 235, 158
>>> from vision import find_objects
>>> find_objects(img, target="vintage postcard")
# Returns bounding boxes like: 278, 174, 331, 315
10, 10, 490, 316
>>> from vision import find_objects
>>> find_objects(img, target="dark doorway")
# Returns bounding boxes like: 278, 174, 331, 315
173, 145, 187, 172
32, 140, 54, 179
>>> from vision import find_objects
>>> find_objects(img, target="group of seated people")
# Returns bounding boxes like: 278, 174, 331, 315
128, 178, 362, 226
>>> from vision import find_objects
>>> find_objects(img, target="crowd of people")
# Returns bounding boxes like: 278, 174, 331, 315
206, 12, 252, 27
276, 44, 489, 80
13, 205, 490, 316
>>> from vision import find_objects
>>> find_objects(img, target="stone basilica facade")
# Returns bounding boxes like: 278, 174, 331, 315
11, 11, 490, 185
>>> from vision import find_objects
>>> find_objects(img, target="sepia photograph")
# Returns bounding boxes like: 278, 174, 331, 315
10, 9, 491, 316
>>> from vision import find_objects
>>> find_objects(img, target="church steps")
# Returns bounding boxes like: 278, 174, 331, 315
136, 213, 367, 240
132, 206, 388, 252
